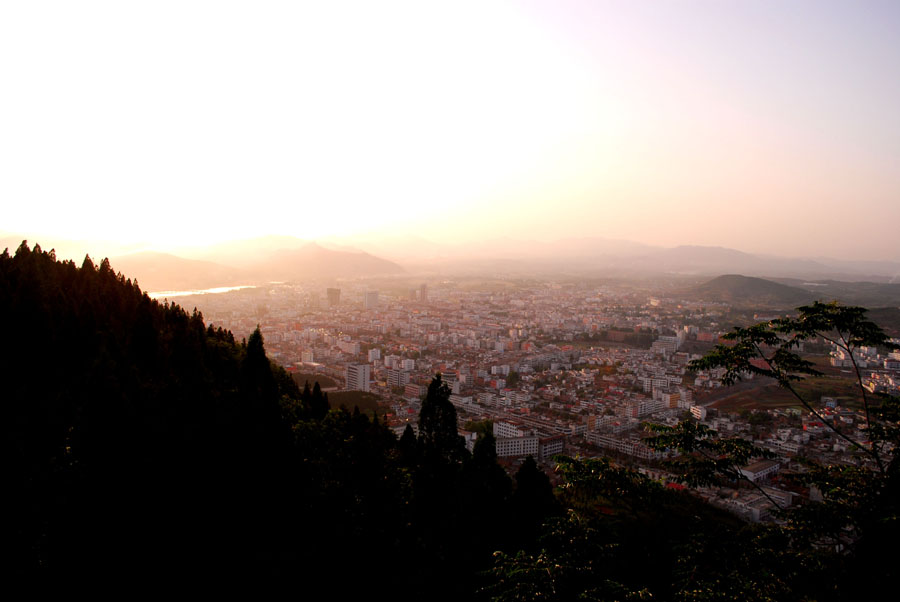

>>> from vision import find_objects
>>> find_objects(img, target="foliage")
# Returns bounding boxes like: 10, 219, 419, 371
417, 373, 467, 464
465, 418, 495, 436
645, 421, 781, 506
485, 455, 773, 601
1, 242, 299, 581
655, 301, 900, 598
485, 302, 900, 600
690, 302, 897, 462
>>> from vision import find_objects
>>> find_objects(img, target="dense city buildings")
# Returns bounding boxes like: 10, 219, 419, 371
176, 277, 900, 525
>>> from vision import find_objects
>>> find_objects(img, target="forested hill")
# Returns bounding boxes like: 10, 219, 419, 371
1, 241, 302, 582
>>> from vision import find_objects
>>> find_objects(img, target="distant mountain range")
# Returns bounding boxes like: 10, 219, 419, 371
4, 232, 898, 293
314, 234, 899, 282
109, 239, 404, 292
110, 252, 249, 292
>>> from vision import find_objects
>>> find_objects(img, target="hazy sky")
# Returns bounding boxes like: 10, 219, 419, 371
2, 1, 899, 260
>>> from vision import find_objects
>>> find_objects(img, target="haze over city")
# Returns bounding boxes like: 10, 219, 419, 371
3, 1, 899, 262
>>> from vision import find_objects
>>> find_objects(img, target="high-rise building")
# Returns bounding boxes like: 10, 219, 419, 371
345, 364, 371, 392
387, 368, 410, 388
365, 291, 379, 309
419, 283, 428, 303
326, 288, 341, 307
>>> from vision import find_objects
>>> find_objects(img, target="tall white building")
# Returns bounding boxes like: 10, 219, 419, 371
387, 368, 410, 388
345, 364, 371, 392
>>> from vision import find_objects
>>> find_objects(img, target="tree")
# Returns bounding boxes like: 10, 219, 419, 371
510, 455, 559, 547
647, 301, 900, 599
485, 302, 900, 601
417, 374, 467, 464
398, 423, 418, 465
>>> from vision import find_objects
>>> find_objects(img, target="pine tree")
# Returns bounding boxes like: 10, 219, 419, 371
512, 455, 559, 528
417, 374, 466, 464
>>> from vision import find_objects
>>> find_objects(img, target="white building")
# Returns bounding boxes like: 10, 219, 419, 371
338, 340, 360, 355
740, 459, 780, 483
345, 364, 371, 392
495, 436, 539, 458
494, 420, 534, 438
387, 368, 410, 389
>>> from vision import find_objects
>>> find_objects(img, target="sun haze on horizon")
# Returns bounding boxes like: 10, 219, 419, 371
2, 1, 899, 261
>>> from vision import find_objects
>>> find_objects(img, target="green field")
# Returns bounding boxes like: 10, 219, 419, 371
292, 372, 338, 389
711, 374, 863, 412
328, 390, 383, 413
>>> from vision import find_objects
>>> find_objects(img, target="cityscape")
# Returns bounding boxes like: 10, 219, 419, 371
3, 0, 899, 598
166, 270, 900, 526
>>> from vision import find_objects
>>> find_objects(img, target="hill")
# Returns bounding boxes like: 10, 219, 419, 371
690, 274, 816, 307
867, 307, 900, 336
112, 239, 405, 291
261, 242, 404, 280
1, 242, 298, 581
109, 251, 249, 292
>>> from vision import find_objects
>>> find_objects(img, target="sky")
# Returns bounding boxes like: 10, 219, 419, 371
2, 0, 899, 260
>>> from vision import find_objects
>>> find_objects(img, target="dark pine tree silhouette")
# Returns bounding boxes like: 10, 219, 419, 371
417, 373, 466, 464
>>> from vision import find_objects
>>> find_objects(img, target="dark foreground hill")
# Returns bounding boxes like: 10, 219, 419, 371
1, 242, 300, 582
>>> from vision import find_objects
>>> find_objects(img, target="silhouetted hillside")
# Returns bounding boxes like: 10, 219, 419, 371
1, 241, 298, 582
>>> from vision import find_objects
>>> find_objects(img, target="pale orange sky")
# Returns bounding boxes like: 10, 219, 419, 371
2, 1, 899, 260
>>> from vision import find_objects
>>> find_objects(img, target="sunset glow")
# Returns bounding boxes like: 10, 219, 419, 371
2, 1, 898, 260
